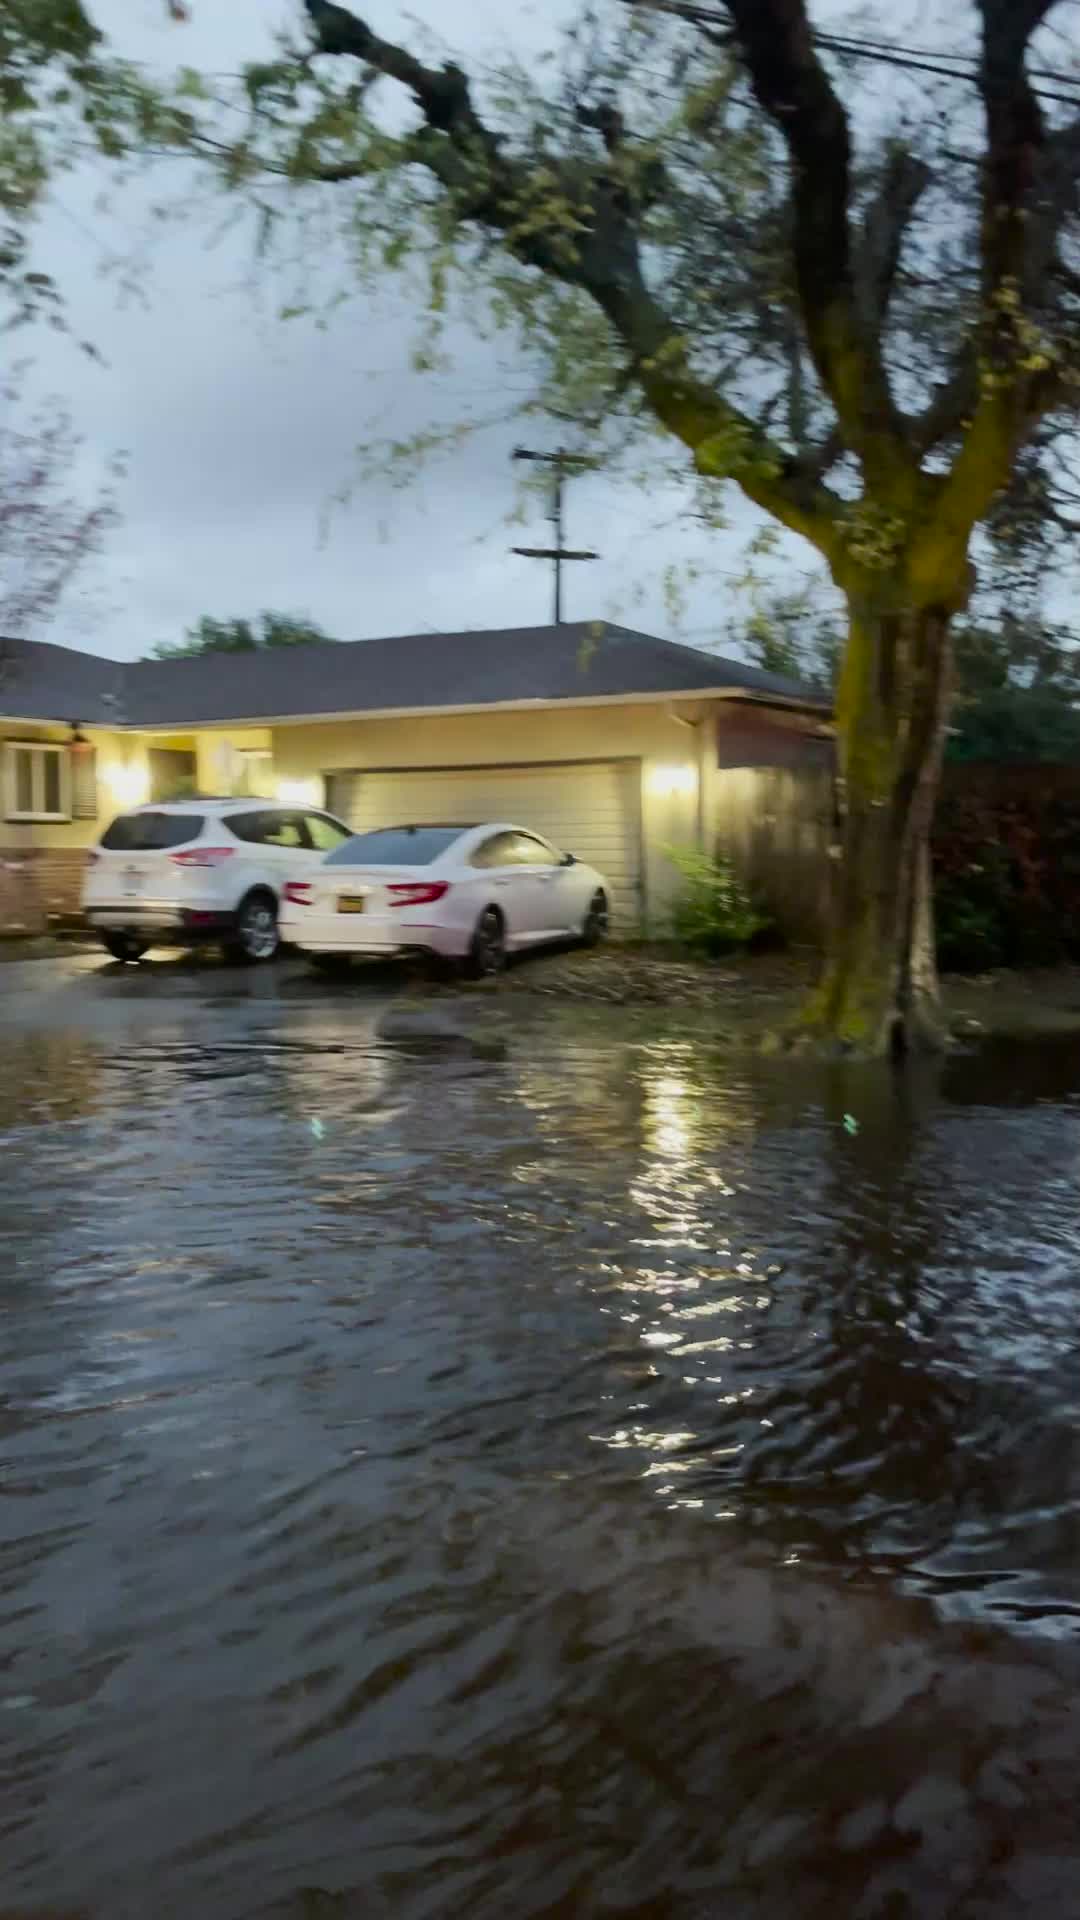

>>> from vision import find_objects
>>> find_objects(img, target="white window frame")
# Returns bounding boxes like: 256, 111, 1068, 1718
4, 741, 73, 823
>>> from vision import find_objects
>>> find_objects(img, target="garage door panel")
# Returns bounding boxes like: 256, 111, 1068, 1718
328, 762, 641, 928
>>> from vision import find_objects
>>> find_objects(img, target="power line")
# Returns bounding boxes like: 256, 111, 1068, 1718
622, 3, 1080, 109
814, 29, 1080, 107
817, 31, 1080, 92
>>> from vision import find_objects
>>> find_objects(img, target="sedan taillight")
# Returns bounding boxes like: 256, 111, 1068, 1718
169, 846, 235, 868
283, 880, 313, 906
387, 881, 450, 907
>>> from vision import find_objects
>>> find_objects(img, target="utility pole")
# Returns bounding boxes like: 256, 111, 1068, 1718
511, 447, 597, 624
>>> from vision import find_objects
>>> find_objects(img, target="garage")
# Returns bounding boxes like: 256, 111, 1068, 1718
325, 760, 643, 928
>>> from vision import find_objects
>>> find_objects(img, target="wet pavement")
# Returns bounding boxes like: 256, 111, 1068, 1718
4, 951, 1080, 1918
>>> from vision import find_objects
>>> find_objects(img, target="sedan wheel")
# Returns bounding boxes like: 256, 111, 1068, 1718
582, 890, 610, 947
229, 894, 279, 964
468, 907, 506, 978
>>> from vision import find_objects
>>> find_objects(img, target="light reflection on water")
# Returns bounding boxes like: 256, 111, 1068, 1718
3, 989, 1080, 1916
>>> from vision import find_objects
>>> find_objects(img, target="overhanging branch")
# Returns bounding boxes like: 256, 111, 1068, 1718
720, 0, 904, 472
300, 0, 842, 553
936, 2, 1058, 531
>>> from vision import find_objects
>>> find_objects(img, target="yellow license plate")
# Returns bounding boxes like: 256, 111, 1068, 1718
337, 894, 367, 914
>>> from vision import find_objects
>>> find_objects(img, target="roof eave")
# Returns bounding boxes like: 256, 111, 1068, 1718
127, 684, 831, 733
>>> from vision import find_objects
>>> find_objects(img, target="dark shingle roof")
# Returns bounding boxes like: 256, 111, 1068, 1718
0, 636, 127, 726
3, 623, 826, 731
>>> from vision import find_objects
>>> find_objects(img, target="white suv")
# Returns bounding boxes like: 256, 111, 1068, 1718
82, 800, 352, 963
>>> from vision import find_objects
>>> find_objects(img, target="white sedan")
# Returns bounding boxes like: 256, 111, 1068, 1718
280, 822, 611, 974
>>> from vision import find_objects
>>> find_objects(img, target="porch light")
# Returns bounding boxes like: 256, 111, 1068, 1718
104, 761, 150, 808
276, 778, 321, 807
649, 764, 697, 797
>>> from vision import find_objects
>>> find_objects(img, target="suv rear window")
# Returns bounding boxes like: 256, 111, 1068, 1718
326, 825, 467, 866
100, 811, 205, 851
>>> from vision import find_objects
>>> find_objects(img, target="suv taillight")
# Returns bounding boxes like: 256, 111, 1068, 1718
283, 881, 313, 906
169, 847, 235, 868
387, 881, 450, 907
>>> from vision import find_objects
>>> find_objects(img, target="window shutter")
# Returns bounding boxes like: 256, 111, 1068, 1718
71, 743, 98, 819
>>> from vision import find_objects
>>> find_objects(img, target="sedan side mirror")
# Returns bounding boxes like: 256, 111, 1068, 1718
560, 851, 577, 866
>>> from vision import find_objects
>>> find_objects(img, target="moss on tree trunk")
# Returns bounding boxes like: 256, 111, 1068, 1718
801, 597, 953, 1056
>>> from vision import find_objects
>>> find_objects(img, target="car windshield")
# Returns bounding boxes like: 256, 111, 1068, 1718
101, 811, 204, 851
325, 825, 469, 866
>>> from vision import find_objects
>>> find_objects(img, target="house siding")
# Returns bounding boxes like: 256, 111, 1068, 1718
271, 701, 715, 927
713, 708, 835, 939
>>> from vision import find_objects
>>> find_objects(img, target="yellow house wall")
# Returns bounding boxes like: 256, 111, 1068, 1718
270, 701, 713, 923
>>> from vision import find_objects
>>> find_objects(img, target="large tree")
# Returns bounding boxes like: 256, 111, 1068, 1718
12, 0, 1080, 1051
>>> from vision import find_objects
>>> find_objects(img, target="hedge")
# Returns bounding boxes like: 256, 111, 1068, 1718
933, 765, 1080, 971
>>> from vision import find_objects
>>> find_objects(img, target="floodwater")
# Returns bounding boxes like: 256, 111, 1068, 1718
4, 955, 1080, 1919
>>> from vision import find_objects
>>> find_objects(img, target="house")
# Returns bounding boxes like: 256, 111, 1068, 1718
0, 622, 832, 938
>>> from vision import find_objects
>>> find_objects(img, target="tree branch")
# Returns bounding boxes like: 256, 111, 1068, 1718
934, 3, 1058, 536
910, 358, 979, 455
305, 1, 495, 151
720, 0, 904, 472
301, 0, 841, 553
978, 0, 1051, 292
856, 147, 932, 332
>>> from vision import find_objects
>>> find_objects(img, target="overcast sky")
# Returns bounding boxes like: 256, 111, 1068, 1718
23, 0, 1052, 663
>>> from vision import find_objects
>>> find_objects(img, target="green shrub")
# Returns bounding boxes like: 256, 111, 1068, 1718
665, 846, 769, 956
934, 863, 1010, 972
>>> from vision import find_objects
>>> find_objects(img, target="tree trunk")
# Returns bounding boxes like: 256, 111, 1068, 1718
803, 597, 952, 1057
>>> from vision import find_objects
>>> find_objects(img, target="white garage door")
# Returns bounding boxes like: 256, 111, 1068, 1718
326, 761, 642, 928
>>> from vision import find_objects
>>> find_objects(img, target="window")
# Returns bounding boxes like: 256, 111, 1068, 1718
305, 812, 351, 853
223, 811, 262, 845
326, 825, 468, 867
260, 812, 305, 848
225, 809, 304, 847
4, 742, 72, 822
101, 811, 204, 851
507, 832, 558, 867
470, 832, 518, 869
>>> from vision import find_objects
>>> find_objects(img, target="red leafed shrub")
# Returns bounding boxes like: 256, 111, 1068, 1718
933, 766, 1080, 971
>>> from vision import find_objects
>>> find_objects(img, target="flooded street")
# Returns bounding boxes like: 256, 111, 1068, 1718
4, 954, 1080, 1918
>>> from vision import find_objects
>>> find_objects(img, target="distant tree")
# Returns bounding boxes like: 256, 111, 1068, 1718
149, 610, 332, 659
0, 376, 119, 636
948, 616, 1080, 763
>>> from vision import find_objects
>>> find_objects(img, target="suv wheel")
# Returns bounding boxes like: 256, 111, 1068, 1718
228, 891, 279, 964
102, 932, 148, 964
